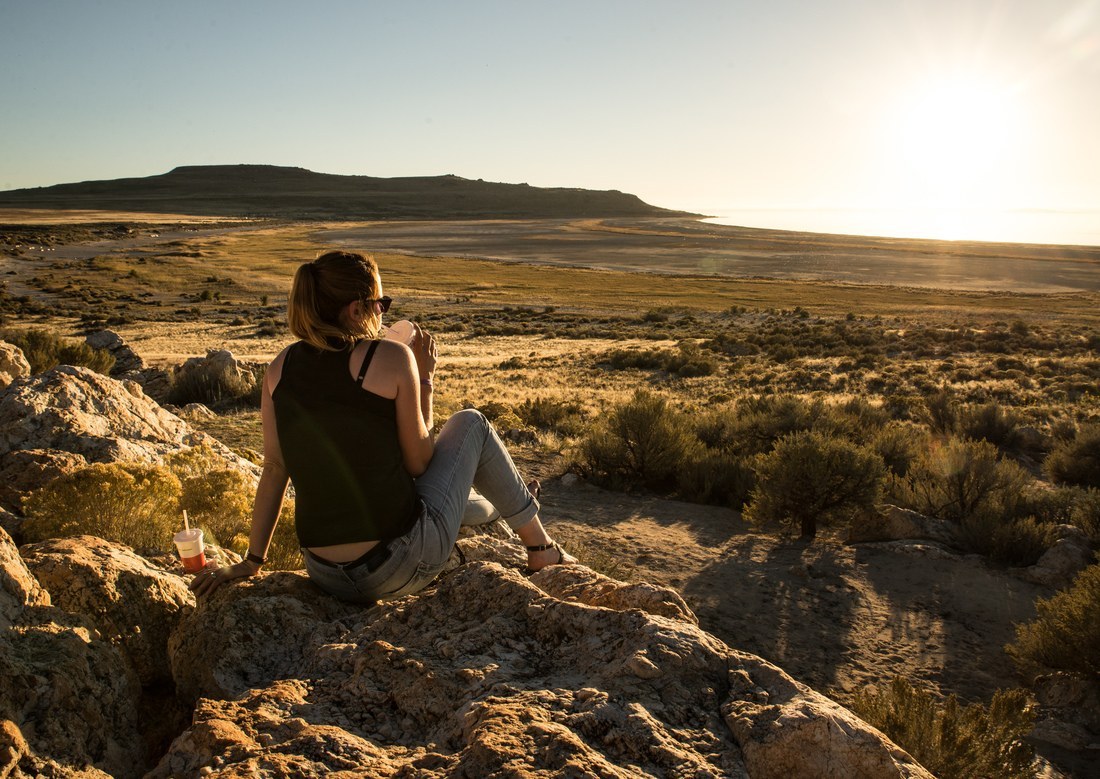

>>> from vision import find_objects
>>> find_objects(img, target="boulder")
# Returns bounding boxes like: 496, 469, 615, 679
848, 504, 959, 546
0, 526, 50, 629
21, 535, 196, 687
724, 655, 934, 778
168, 570, 365, 706
85, 329, 144, 374
179, 348, 262, 385
0, 340, 31, 390
0, 528, 144, 777
0, 364, 258, 479
0, 448, 88, 511
154, 558, 930, 777
1019, 525, 1094, 589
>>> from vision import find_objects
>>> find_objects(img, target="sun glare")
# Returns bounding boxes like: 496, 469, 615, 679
883, 73, 1026, 211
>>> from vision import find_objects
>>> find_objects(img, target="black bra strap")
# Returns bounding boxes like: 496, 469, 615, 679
355, 340, 382, 385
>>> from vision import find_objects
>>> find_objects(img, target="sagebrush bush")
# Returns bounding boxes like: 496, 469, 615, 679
23, 446, 301, 570
0, 327, 115, 375
1046, 424, 1100, 489
1008, 564, 1100, 677
871, 422, 926, 477
958, 514, 1057, 567
744, 430, 886, 538
576, 390, 698, 492
957, 402, 1024, 453
515, 397, 587, 436
701, 395, 819, 456
851, 677, 1034, 779
923, 387, 958, 435
896, 438, 1030, 525
168, 359, 262, 409
23, 462, 181, 550
676, 449, 755, 508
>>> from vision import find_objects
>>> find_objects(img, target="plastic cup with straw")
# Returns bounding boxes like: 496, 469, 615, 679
173, 510, 206, 573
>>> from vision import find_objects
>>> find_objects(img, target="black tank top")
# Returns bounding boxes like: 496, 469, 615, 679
272, 340, 418, 547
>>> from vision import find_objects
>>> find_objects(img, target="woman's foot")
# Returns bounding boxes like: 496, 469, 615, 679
524, 540, 577, 575
527, 478, 542, 500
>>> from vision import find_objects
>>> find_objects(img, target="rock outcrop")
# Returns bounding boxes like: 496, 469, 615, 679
1017, 524, 1095, 590
1, 527, 145, 778
0, 365, 258, 507
0, 341, 31, 391
848, 504, 959, 546
152, 554, 931, 778
2, 520, 934, 778
21, 535, 195, 687
83, 330, 172, 402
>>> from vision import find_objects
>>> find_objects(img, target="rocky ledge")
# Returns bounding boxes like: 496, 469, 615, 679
1, 526, 932, 778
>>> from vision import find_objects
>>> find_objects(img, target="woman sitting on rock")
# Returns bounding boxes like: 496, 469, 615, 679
190, 250, 571, 602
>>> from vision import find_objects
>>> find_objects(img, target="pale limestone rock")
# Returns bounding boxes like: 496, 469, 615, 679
0, 341, 30, 391
0, 448, 88, 511
530, 561, 698, 624
1019, 525, 1095, 590
155, 559, 928, 777
724, 654, 935, 778
0, 364, 257, 479
848, 504, 958, 546
0, 526, 49, 629
178, 402, 217, 420
85, 329, 143, 374
21, 535, 195, 686
0, 528, 143, 777
168, 570, 365, 706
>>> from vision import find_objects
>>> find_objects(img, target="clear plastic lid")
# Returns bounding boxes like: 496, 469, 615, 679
383, 319, 416, 345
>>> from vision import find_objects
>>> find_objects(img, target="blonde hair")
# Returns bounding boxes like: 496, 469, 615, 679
287, 251, 382, 350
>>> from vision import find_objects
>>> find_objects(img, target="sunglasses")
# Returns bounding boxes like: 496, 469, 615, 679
363, 296, 393, 314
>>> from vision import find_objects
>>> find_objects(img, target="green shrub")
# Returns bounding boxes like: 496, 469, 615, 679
871, 422, 926, 478
1008, 564, 1100, 677
851, 677, 1034, 779
898, 439, 1030, 525
1046, 424, 1100, 489
704, 395, 819, 456
23, 462, 182, 550
576, 390, 698, 492
959, 514, 1057, 567
923, 387, 958, 435
168, 359, 262, 410
22, 447, 300, 571
0, 327, 115, 375
744, 430, 886, 538
676, 449, 755, 508
957, 402, 1024, 453
516, 397, 587, 436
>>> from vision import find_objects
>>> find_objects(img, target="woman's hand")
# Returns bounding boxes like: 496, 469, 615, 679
410, 323, 438, 380
188, 560, 258, 598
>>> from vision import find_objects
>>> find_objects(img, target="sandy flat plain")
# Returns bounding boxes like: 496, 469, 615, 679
318, 217, 1100, 293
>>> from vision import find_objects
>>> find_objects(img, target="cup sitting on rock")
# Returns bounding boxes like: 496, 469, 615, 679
383, 319, 416, 345
173, 528, 206, 573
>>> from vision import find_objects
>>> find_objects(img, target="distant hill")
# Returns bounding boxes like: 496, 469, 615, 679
0, 165, 695, 220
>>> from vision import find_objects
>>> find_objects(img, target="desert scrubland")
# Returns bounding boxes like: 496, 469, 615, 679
2, 212, 1099, 776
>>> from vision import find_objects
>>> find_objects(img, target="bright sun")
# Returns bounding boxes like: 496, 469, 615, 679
884, 73, 1026, 210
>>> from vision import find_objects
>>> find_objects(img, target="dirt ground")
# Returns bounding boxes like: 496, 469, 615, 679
517, 461, 1048, 706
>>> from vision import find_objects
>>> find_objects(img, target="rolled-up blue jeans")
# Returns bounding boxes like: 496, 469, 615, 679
303, 409, 539, 603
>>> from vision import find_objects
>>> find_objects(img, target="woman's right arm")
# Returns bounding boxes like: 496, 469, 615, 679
191, 353, 289, 597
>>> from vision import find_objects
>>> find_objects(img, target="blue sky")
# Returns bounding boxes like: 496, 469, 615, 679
1, 0, 1098, 213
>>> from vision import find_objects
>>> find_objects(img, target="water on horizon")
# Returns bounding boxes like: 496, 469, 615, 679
700, 208, 1100, 248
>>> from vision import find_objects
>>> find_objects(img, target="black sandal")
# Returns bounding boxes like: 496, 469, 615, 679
523, 540, 575, 576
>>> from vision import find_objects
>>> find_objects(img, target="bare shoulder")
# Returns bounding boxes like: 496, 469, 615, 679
265, 343, 295, 391
373, 338, 413, 366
